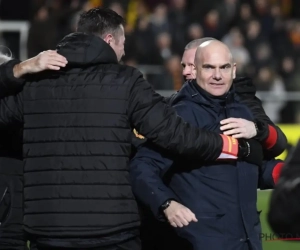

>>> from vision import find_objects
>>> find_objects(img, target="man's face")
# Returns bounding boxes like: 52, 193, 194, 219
110, 25, 125, 62
196, 46, 236, 96
181, 48, 197, 81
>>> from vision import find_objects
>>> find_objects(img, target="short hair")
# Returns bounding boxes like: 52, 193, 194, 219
77, 8, 125, 39
0, 54, 11, 65
184, 37, 216, 50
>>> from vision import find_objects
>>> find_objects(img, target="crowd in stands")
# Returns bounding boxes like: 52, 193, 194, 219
0, 0, 299, 123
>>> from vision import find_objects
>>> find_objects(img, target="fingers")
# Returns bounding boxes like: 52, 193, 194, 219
47, 65, 61, 71
220, 118, 239, 125
220, 122, 238, 131
168, 209, 197, 228
48, 52, 68, 64
48, 59, 67, 68
40, 50, 68, 68
223, 128, 240, 136
232, 133, 244, 139
191, 213, 198, 222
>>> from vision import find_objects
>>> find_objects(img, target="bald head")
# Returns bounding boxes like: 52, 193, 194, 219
195, 40, 233, 65
194, 40, 236, 96
184, 37, 216, 50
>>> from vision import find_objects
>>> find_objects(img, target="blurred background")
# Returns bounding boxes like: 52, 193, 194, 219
0, 1, 300, 249
0, 0, 300, 124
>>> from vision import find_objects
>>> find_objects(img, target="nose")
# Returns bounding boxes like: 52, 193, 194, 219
183, 66, 191, 77
213, 68, 222, 80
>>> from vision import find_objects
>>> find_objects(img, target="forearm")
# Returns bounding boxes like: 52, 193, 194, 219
13, 60, 30, 78
255, 121, 287, 158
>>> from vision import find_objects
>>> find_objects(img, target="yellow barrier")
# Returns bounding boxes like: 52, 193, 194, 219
277, 124, 300, 160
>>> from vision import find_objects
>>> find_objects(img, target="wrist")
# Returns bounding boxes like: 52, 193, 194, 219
161, 199, 173, 212
13, 61, 26, 78
13, 58, 35, 78
254, 120, 268, 141
238, 139, 250, 158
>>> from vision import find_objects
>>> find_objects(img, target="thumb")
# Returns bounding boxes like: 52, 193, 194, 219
191, 212, 198, 222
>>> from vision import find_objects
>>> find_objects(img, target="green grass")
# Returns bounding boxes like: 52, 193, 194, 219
258, 190, 300, 249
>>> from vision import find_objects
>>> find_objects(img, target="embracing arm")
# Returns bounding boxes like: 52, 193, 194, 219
243, 96, 287, 158
233, 77, 287, 158
0, 51, 67, 98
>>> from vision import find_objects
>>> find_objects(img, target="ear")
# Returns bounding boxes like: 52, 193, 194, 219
103, 34, 113, 45
232, 63, 237, 79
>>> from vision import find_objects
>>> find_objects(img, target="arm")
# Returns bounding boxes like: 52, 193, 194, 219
0, 94, 23, 128
130, 143, 197, 227
242, 96, 287, 158
130, 142, 178, 219
234, 77, 287, 158
130, 104, 200, 226
258, 159, 284, 190
0, 51, 67, 98
128, 69, 239, 161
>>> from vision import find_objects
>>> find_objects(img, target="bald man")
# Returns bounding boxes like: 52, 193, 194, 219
174, 38, 287, 158
130, 40, 282, 250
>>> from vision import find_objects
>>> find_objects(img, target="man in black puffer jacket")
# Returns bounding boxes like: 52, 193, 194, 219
0, 8, 263, 250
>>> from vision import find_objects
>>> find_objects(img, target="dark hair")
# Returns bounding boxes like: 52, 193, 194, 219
77, 8, 125, 39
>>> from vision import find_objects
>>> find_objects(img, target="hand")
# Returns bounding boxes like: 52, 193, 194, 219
220, 118, 257, 139
13, 50, 68, 78
164, 201, 197, 228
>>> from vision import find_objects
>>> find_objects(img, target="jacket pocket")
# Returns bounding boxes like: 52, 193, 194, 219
0, 184, 11, 226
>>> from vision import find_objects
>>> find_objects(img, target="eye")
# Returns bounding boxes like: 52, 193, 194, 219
221, 65, 231, 69
203, 65, 213, 69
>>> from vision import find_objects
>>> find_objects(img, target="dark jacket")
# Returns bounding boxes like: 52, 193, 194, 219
0, 33, 227, 245
0, 129, 25, 250
130, 81, 278, 250
0, 60, 26, 250
167, 77, 287, 159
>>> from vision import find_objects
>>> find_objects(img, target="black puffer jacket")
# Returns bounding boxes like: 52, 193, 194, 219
0, 129, 25, 250
0, 60, 26, 250
0, 33, 224, 239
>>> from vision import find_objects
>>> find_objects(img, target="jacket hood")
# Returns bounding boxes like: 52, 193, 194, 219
56, 32, 118, 66
233, 77, 256, 95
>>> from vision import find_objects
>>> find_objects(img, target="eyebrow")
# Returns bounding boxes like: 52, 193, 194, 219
202, 63, 231, 68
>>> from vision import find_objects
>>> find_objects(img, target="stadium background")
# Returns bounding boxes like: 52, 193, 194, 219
0, 0, 299, 249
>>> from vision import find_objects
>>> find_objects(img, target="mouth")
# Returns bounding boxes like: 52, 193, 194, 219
209, 82, 225, 87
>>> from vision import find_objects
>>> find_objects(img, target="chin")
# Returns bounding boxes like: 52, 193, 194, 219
210, 90, 227, 96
